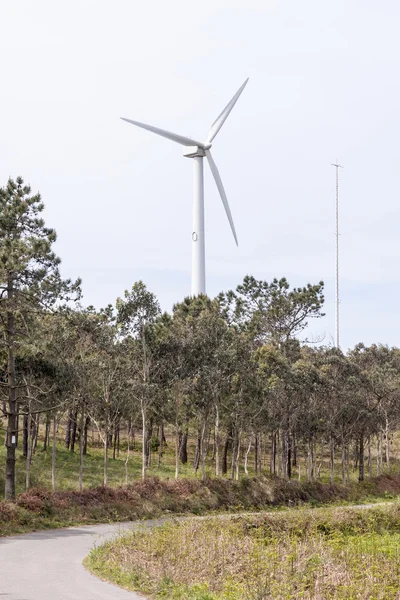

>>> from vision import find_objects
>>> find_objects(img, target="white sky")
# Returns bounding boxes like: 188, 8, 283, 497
1, 0, 399, 350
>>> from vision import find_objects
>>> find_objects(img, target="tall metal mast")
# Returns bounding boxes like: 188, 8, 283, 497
331, 161, 343, 348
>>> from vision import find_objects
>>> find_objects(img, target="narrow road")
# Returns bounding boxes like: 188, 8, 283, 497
0, 521, 150, 600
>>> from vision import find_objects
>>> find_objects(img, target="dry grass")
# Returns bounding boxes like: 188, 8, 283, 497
88, 503, 400, 599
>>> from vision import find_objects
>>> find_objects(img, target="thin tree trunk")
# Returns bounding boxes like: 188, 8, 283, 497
125, 421, 131, 485
307, 436, 313, 482
175, 408, 180, 480
70, 409, 78, 453
25, 409, 32, 490
22, 413, 28, 458
231, 428, 238, 480
193, 428, 201, 475
235, 434, 241, 480
157, 422, 164, 468
292, 432, 297, 467
43, 414, 50, 451
52, 415, 57, 491
377, 429, 383, 476
254, 433, 259, 475
113, 423, 118, 460
214, 404, 220, 477
385, 417, 390, 471
359, 431, 365, 482
179, 428, 188, 464
141, 406, 147, 479
222, 426, 232, 475
200, 421, 207, 481
270, 430, 276, 476
65, 410, 73, 450
79, 405, 85, 492
32, 413, 39, 454
330, 435, 335, 484
103, 428, 109, 486
244, 437, 252, 476
5, 277, 17, 500
368, 435, 373, 478
341, 430, 346, 484
83, 416, 90, 455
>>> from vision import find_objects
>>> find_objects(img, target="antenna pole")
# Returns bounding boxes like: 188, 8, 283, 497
331, 161, 343, 348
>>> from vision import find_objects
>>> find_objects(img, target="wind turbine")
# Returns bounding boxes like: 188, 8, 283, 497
121, 78, 249, 296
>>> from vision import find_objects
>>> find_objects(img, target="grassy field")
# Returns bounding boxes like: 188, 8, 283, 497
87, 503, 400, 599
0, 432, 196, 496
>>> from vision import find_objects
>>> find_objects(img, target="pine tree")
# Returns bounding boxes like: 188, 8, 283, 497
0, 177, 80, 499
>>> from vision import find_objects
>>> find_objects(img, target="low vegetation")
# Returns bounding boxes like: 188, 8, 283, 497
87, 502, 400, 599
1, 473, 400, 537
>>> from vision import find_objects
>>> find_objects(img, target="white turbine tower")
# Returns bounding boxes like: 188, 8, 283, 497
121, 78, 249, 296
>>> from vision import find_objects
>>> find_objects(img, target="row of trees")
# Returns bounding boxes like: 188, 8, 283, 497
1, 177, 400, 500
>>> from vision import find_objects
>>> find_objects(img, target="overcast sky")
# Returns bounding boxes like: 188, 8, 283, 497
1, 0, 399, 350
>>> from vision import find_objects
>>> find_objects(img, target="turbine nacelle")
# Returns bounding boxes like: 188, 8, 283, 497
183, 146, 206, 158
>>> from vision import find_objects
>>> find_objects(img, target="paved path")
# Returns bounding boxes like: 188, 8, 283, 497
0, 521, 151, 600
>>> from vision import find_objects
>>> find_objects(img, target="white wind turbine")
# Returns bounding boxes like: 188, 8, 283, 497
121, 78, 249, 296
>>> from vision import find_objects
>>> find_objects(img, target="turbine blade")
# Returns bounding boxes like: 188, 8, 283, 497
121, 117, 204, 148
205, 150, 238, 246
207, 78, 249, 144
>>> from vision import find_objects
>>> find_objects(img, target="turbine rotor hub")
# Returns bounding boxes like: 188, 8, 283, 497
183, 146, 206, 158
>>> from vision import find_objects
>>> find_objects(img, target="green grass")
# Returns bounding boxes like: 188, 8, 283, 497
86, 503, 400, 599
2, 425, 400, 498
0, 433, 197, 496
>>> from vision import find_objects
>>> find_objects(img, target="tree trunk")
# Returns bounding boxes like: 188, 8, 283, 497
83, 416, 90, 455
145, 416, 153, 468
179, 429, 188, 464
244, 437, 252, 476
235, 434, 241, 481
103, 427, 109, 486
222, 426, 232, 475
341, 429, 346, 484
368, 435, 373, 478
157, 422, 164, 468
141, 405, 147, 479
214, 404, 220, 477
385, 417, 390, 471
270, 431, 276, 476
358, 431, 365, 482
125, 421, 131, 485
22, 413, 28, 458
254, 433, 259, 475
5, 277, 17, 501
307, 436, 313, 482
70, 409, 78, 453
65, 410, 73, 450
25, 410, 32, 490
79, 405, 85, 492
292, 432, 297, 467
112, 423, 119, 460
52, 415, 57, 491
377, 429, 383, 476
32, 413, 39, 454
43, 414, 50, 451
175, 409, 180, 480
330, 435, 335, 484
200, 421, 207, 481
193, 429, 201, 475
